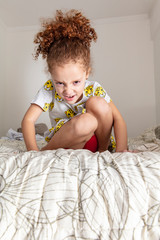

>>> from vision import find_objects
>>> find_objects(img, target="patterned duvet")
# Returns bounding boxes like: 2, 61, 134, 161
0, 129, 160, 240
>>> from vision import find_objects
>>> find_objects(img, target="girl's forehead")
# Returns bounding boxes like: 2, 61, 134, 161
52, 62, 86, 75
51, 59, 88, 72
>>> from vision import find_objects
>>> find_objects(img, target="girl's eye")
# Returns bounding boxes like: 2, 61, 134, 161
56, 82, 64, 85
74, 81, 80, 85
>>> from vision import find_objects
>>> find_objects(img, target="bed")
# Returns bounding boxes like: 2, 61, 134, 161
0, 126, 160, 240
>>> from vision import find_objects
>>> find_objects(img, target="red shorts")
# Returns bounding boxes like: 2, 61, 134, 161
83, 135, 98, 153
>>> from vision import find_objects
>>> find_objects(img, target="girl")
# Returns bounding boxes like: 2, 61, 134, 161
22, 9, 128, 152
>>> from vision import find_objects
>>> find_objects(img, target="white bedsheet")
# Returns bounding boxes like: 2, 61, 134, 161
0, 130, 160, 240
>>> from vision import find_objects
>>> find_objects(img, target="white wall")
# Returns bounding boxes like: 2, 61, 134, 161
150, 0, 160, 124
4, 27, 51, 135
154, 30, 160, 123
92, 16, 156, 137
0, 20, 6, 137
0, 15, 157, 138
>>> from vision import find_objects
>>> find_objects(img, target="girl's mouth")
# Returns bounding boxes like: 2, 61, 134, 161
64, 95, 76, 101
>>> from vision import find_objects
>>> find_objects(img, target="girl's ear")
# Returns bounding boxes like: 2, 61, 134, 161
86, 67, 91, 79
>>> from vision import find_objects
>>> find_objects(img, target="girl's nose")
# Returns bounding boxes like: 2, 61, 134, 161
64, 85, 72, 95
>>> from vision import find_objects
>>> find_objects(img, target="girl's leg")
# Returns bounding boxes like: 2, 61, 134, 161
86, 96, 113, 152
41, 112, 98, 150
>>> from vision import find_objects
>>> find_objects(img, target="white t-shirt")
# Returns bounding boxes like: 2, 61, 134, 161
31, 79, 111, 142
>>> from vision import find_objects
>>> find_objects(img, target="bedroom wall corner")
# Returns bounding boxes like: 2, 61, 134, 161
150, 0, 160, 125
0, 19, 7, 137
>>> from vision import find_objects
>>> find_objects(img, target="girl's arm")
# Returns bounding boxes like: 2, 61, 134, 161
21, 104, 43, 151
109, 101, 128, 152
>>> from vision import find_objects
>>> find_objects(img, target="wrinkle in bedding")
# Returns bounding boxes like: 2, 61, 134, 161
0, 145, 160, 240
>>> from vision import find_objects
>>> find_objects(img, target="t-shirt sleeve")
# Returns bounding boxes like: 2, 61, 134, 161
93, 81, 111, 103
31, 80, 53, 112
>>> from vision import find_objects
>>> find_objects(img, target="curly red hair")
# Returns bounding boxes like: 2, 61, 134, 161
34, 9, 97, 72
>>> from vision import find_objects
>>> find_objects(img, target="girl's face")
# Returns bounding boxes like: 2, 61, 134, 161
51, 62, 89, 104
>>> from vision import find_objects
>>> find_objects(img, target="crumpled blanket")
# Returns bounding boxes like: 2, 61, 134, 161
0, 126, 160, 239
0, 148, 160, 240
1, 128, 44, 141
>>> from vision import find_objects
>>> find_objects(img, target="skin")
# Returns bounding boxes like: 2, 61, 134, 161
22, 61, 128, 152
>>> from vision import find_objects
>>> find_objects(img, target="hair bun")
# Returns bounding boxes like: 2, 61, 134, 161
34, 9, 97, 59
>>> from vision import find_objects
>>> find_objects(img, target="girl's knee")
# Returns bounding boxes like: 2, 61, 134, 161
86, 96, 112, 116
70, 113, 98, 138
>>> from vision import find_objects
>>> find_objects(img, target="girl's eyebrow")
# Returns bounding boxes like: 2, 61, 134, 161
54, 79, 63, 82
53, 79, 65, 84
54, 77, 82, 83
